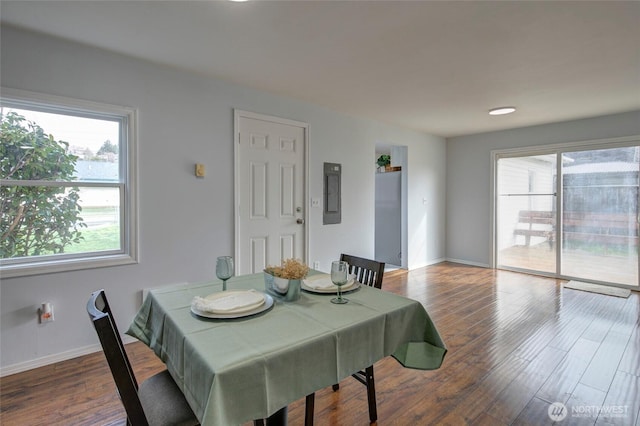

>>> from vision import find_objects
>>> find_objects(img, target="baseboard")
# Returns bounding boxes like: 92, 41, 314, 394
445, 258, 491, 268
426, 257, 447, 266
0, 335, 137, 377
406, 257, 447, 270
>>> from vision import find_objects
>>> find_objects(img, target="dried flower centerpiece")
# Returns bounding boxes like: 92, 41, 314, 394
264, 258, 309, 301
264, 258, 310, 280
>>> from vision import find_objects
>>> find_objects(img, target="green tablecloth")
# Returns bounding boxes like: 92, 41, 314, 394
127, 273, 446, 425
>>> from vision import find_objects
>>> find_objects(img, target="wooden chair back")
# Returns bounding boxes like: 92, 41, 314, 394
340, 254, 385, 289
87, 290, 149, 426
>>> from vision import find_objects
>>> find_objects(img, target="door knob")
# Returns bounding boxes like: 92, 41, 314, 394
297, 218, 305, 224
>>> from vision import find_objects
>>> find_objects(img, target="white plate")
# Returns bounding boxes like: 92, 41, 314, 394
192, 290, 265, 314
191, 293, 274, 319
301, 274, 359, 294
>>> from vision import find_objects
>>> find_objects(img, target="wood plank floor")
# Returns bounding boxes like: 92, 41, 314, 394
1, 262, 638, 425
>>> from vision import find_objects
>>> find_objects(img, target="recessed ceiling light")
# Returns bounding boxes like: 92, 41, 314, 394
229, 0, 249, 2
489, 106, 516, 115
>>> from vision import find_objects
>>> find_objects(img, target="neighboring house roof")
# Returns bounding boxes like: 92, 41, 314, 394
563, 161, 639, 175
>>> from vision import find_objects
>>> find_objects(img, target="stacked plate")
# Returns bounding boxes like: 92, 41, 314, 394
191, 290, 273, 319
301, 274, 359, 294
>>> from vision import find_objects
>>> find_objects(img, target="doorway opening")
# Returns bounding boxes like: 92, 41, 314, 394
375, 144, 408, 271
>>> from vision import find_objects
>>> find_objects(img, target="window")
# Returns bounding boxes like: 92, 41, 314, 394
1, 88, 137, 277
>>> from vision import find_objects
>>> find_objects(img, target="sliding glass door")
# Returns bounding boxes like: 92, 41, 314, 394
496, 143, 639, 288
497, 154, 557, 274
561, 147, 638, 286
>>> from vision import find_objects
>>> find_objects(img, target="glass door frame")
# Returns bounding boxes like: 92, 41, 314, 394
491, 135, 640, 290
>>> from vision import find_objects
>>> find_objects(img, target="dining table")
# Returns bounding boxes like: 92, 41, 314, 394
126, 272, 447, 425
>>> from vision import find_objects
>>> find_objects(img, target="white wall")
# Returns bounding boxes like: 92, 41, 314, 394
0, 26, 446, 373
446, 110, 640, 266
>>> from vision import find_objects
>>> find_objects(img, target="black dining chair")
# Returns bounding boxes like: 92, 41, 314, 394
87, 289, 200, 426
305, 254, 385, 425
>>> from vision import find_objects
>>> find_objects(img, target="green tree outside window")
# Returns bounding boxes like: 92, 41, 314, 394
1, 112, 86, 258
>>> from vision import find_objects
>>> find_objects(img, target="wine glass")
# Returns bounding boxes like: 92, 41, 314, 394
216, 256, 234, 291
330, 260, 349, 304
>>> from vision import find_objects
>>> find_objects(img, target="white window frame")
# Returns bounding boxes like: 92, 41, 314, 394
0, 88, 138, 277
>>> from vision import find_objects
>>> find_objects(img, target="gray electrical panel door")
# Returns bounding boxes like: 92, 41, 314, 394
323, 162, 341, 225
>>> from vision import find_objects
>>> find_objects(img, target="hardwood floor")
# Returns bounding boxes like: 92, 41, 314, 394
498, 243, 638, 287
1, 262, 638, 425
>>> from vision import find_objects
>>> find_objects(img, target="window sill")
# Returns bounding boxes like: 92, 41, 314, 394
0, 254, 138, 279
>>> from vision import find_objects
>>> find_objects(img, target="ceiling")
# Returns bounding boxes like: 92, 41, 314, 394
1, 0, 639, 138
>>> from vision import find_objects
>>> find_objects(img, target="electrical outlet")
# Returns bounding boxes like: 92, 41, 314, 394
313, 261, 320, 270
39, 303, 54, 323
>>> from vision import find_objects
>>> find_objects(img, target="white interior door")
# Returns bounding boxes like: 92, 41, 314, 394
235, 111, 307, 274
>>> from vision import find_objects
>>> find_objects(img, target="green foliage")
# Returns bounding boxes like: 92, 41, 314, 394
96, 139, 118, 156
377, 154, 391, 167
1, 112, 86, 258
